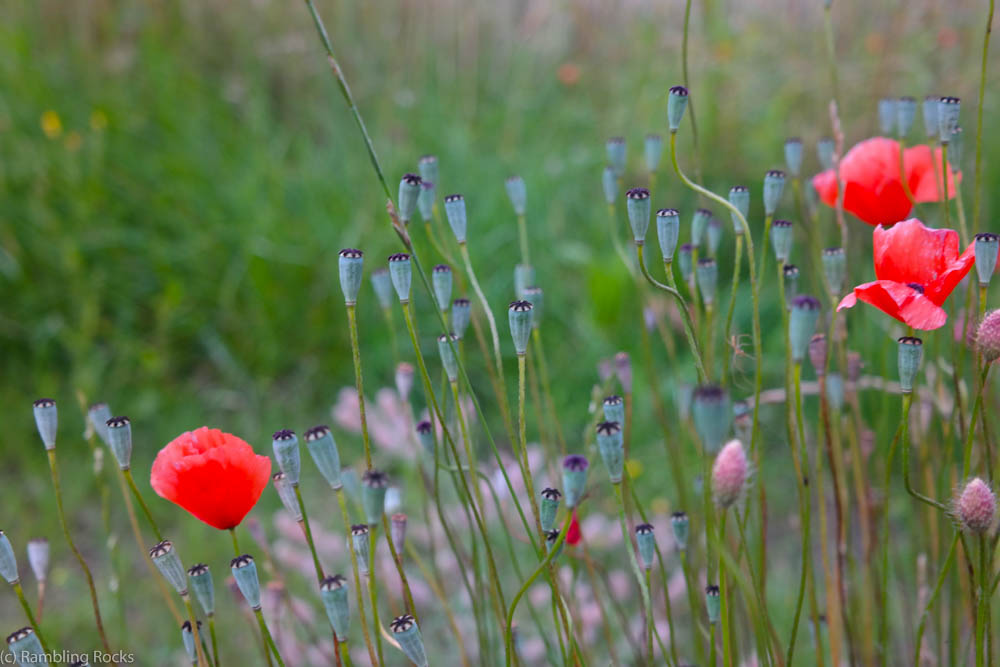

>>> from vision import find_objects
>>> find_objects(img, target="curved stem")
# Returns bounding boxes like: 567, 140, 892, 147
787, 364, 814, 666
458, 243, 506, 394
963, 365, 992, 478
123, 468, 163, 542
680, 0, 702, 182
294, 485, 326, 584
613, 482, 654, 664
381, 513, 416, 615
900, 393, 948, 511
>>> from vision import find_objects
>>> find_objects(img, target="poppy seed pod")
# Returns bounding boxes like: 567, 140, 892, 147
771, 220, 793, 263
88, 403, 112, 446
678, 244, 694, 283
397, 173, 422, 223
562, 455, 589, 508
388, 253, 412, 303
595, 421, 625, 483
0, 532, 18, 584
784, 138, 804, 177
937, 97, 961, 143
415, 421, 434, 458
897, 336, 923, 393
822, 247, 846, 296
607, 137, 626, 178
351, 525, 371, 575
671, 511, 689, 550
827, 373, 845, 413
371, 268, 393, 310
728, 186, 749, 233
626, 187, 651, 243
896, 96, 917, 136
602, 395, 625, 425
783, 264, 800, 306
105, 416, 133, 470
451, 298, 471, 339
437, 333, 460, 382
272, 472, 302, 521
544, 529, 563, 557
712, 440, 749, 508
417, 180, 435, 222
602, 166, 618, 205
443, 194, 467, 243
431, 264, 453, 311
230, 554, 262, 610
514, 264, 535, 300
320, 575, 351, 640
361, 470, 389, 525
32, 398, 57, 451
509, 301, 534, 355
808, 334, 828, 376
187, 564, 215, 616
955, 477, 996, 534
505, 175, 527, 216
645, 133, 663, 173
656, 208, 680, 262
691, 208, 711, 248
150, 541, 188, 595
522, 286, 543, 328
975, 233, 999, 286
692, 385, 731, 454
418, 155, 438, 185
922, 95, 940, 139
763, 170, 786, 216
705, 585, 721, 624
667, 85, 689, 132
305, 425, 342, 490
707, 218, 723, 256
26, 539, 47, 584
391, 614, 429, 667
6, 628, 45, 663
949, 127, 964, 168
878, 98, 897, 135
338, 249, 365, 305
181, 620, 200, 662
540, 488, 561, 532
696, 258, 718, 305
271, 429, 301, 486
635, 523, 656, 570
789, 295, 822, 363
817, 138, 835, 170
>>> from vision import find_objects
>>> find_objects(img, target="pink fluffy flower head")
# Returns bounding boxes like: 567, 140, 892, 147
712, 439, 749, 508
954, 477, 996, 534
976, 310, 1000, 363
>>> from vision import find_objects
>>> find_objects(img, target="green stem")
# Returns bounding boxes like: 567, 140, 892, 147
900, 393, 948, 511
718, 512, 732, 667
345, 303, 373, 469
878, 397, 909, 662
680, 0, 703, 182
294, 485, 326, 584
962, 365, 991, 478
208, 615, 220, 667
254, 607, 286, 667
786, 363, 814, 666
722, 234, 744, 385
613, 482, 654, 664
976, 536, 988, 667
915, 532, 960, 665
458, 242, 507, 403
517, 213, 530, 266
123, 467, 163, 542
336, 490, 378, 667
366, 529, 384, 664
182, 594, 210, 667
381, 513, 417, 615
972, 0, 995, 234
12, 581, 50, 653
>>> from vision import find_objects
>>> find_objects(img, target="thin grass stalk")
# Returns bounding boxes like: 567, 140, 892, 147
381, 514, 416, 615
721, 235, 744, 385
532, 328, 567, 454
877, 400, 911, 662
717, 512, 733, 667
915, 531, 960, 665
963, 365, 992, 478
579, 539, 622, 667
680, 0, 703, 182
608, 203, 638, 279
345, 304, 373, 470
976, 536, 989, 666
514, 354, 543, 530
365, 529, 385, 664
785, 364, 814, 665
458, 242, 508, 402
972, 0, 995, 234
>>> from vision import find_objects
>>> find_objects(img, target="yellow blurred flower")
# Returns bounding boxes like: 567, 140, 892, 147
625, 458, 643, 480
64, 131, 83, 152
651, 496, 670, 515
90, 110, 108, 132
40, 110, 62, 139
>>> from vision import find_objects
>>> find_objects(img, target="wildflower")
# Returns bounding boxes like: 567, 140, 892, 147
40, 111, 62, 139
954, 478, 996, 534
976, 310, 1000, 362
566, 511, 582, 546
712, 440, 748, 508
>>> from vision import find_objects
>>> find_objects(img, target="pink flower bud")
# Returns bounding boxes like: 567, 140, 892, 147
976, 310, 1000, 363
955, 477, 996, 534
712, 440, 748, 508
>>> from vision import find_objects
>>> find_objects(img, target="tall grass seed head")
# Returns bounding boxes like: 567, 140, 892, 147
606, 137, 626, 178
783, 264, 800, 305
707, 217, 723, 256
976, 310, 1000, 363
705, 585, 721, 624
667, 85, 689, 131
437, 333, 460, 381
678, 243, 694, 281
644, 133, 663, 173
187, 563, 215, 616
338, 249, 364, 306
789, 295, 821, 362
822, 247, 846, 296
602, 166, 618, 205
26, 538, 47, 584
271, 429, 301, 486
150, 541, 188, 595
691, 208, 711, 247
88, 402, 112, 446
626, 187, 651, 243
595, 421, 625, 484
954, 477, 996, 534
361, 469, 389, 525
443, 194, 467, 243
505, 175, 527, 216
272, 472, 302, 521
0, 532, 17, 584
727, 186, 749, 233
656, 208, 680, 262
391, 614, 428, 667
432, 264, 453, 311
784, 137, 803, 177
763, 170, 786, 216
897, 336, 924, 393
540, 488, 561, 532
602, 395, 625, 425
937, 96, 961, 143
635, 523, 656, 570
896, 96, 917, 136
451, 298, 471, 339
370, 267, 393, 310
561, 454, 590, 508
696, 257, 718, 305
878, 98, 897, 135
808, 333, 828, 376
670, 511, 690, 550
305, 425, 342, 489
508, 301, 534, 355
975, 233, 999, 286
388, 252, 412, 303
320, 574, 350, 640
522, 286, 543, 328
514, 264, 535, 300
817, 138, 835, 170
692, 385, 731, 454
771, 219, 793, 263
397, 173, 422, 223
105, 416, 133, 470
418, 155, 438, 185
712, 439, 749, 508
230, 554, 261, 609
417, 180, 436, 222
32, 398, 57, 450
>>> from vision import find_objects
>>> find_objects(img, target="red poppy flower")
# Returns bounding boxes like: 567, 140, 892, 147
566, 510, 582, 546
837, 218, 976, 330
812, 137, 960, 226
151, 427, 272, 530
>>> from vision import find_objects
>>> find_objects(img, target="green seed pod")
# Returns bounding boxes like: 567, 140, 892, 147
696, 258, 718, 306
827, 373, 845, 413
667, 85, 689, 132
635, 523, 656, 570
305, 425, 342, 490
388, 253, 412, 303
705, 585, 721, 624
437, 333, 460, 382
361, 470, 389, 525
352, 525, 371, 575
540, 488, 561, 533
272, 429, 301, 486
763, 170, 786, 216
544, 529, 564, 559
937, 96, 961, 143
692, 385, 730, 454
771, 219, 793, 263
417, 155, 438, 186
784, 138, 803, 177
105, 416, 133, 470
707, 218, 723, 256
595, 421, 625, 484
443, 194, 467, 243
150, 541, 188, 595
783, 264, 800, 306
922, 95, 940, 139
789, 296, 822, 363
230, 554, 262, 610
320, 575, 351, 643
822, 247, 846, 296
397, 173, 422, 223
897, 336, 923, 394
370, 268, 393, 310
678, 244, 694, 283
878, 98, 897, 135
6, 628, 45, 664
626, 187, 651, 244
691, 208, 711, 248
432, 264, 453, 311
417, 181, 435, 223
415, 421, 434, 459
950, 127, 964, 169
272, 472, 302, 521
505, 175, 527, 217
187, 564, 215, 616
671, 511, 689, 550
390, 614, 429, 667
451, 298, 471, 339
514, 264, 535, 300
728, 186, 749, 233
338, 248, 365, 305
656, 208, 680, 262
817, 138, 835, 170
602, 395, 625, 425
644, 133, 663, 173
522, 286, 543, 328
181, 620, 199, 663
32, 398, 57, 451
602, 166, 618, 205
896, 96, 917, 137
0, 532, 18, 584
606, 137, 626, 178
508, 301, 534, 356
975, 233, 999, 286
562, 455, 590, 508
88, 402, 112, 446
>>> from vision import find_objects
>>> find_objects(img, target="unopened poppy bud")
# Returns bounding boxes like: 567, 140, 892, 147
705, 585, 721, 624
88, 403, 112, 445
691, 208, 711, 248
6, 628, 44, 663
388, 253, 412, 303
417, 180, 435, 222
692, 385, 730, 454
505, 175, 527, 216
0, 532, 17, 584
614, 351, 632, 393
181, 620, 199, 662
320, 574, 351, 640
607, 137, 626, 178
540, 488, 561, 532
626, 187, 651, 244
509, 301, 533, 355
105, 416, 133, 470
949, 127, 964, 168
397, 173, 422, 223
678, 244, 694, 283
187, 564, 215, 616
602, 166, 618, 205
827, 373, 845, 413
230, 554, 262, 609
32, 398, 57, 450
922, 95, 940, 139
771, 220, 793, 262
150, 541, 188, 595
897, 336, 924, 393
896, 96, 917, 136
415, 421, 434, 457
390, 513, 407, 550
878, 98, 897, 135
808, 334, 828, 376
728, 186, 749, 233
763, 170, 786, 216
712, 440, 748, 508
391, 614, 429, 667
595, 421, 625, 483
562, 455, 590, 508
602, 395, 625, 425
418, 155, 438, 185
271, 429, 300, 486
371, 268, 393, 310
707, 218, 723, 256
645, 133, 663, 173
432, 265, 453, 311
451, 298, 471, 339
696, 258, 718, 306
977, 310, 1000, 362
656, 209, 680, 262
522, 286, 543, 328
338, 249, 364, 305
789, 296, 822, 363
514, 264, 535, 300
272, 472, 302, 521
544, 529, 563, 558
305, 425, 342, 489
671, 511, 689, 550
783, 264, 800, 305
975, 233, 999, 286
955, 477, 996, 534
26, 539, 47, 584
351, 524, 371, 575
937, 97, 961, 143
667, 86, 689, 131
635, 523, 656, 570
443, 194, 467, 244
437, 333, 460, 382
784, 138, 804, 177
361, 470, 389, 525
817, 138, 835, 170
822, 247, 846, 296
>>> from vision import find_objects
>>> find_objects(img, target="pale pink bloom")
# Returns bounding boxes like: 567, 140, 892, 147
955, 477, 996, 533
713, 439, 749, 508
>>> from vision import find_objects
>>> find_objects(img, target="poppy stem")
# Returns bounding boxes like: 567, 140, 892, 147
914, 531, 960, 665
976, 536, 989, 667
680, 0, 703, 184
345, 303, 373, 470
607, 203, 638, 278
722, 234, 744, 385
900, 393, 948, 511
972, 0, 995, 236
365, 529, 385, 665
514, 355, 542, 531
785, 363, 815, 666
228, 528, 240, 556
293, 485, 326, 584
380, 513, 416, 616
612, 481, 654, 664
182, 594, 211, 667
532, 328, 567, 455
962, 364, 992, 478
941, 142, 953, 233
253, 607, 286, 667
12, 581, 50, 654
335, 489, 379, 667
123, 467, 164, 542
207, 615, 220, 667
458, 242, 509, 420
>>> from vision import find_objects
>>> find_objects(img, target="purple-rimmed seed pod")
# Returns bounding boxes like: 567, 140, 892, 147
678, 244, 694, 283
417, 155, 438, 186
783, 264, 800, 306
667, 86, 689, 132
692, 385, 730, 454
451, 298, 471, 339
361, 470, 389, 525
897, 336, 923, 394
181, 620, 201, 663
32, 399, 57, 451
443, 194, 467, 243
626, 187, 651, 244
561, 455, 589, 508
415, 420, 434, 458
705, 585, 721, 624
509, 301, 533, 356
320, 574, 351, 640
602, 395, 624, 425
762, 170, 786, 217
6, 627, 45, 663
878, 98, 897, 135
540, 488, 561, 532
595, 421, 624, 484
271, 429, 300, 486
656, 209, 680, 262
896, 96, 917, 136
691, 208, 711, 248
671, 511, 689, 550
635, 523, 656, 570
975, 233, 999, 286
0, 532, 18, 584
438, 333, 460, 382
187, 563, 215, 616
771, 219, 793, 263
417, 180, 436, 222
305, 425, 342, 490
388, 252, 412, 303
338, 249, 364, 306
727, 186, 749, 233
784, 138, 803, 177
397, 173, 422, 223
150, 541, 188, 595
230, 554, 262, 610
105, 416, 133, 470
351, 525, 370, 575
391, 614, 428, 667
937, 96, 960, 143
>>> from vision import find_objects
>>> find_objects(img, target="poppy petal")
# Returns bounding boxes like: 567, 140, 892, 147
840, 280, 948, 330
904, 144, 962, 202
873, 218, 960, 286
926, 243, 977, 305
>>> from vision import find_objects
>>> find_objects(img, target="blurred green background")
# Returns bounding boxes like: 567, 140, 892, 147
1, 0, 997, 662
